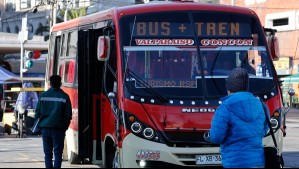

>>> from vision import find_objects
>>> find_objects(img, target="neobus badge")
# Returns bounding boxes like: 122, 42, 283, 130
182, 108, 216, 113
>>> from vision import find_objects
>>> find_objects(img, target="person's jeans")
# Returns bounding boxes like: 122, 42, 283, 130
41, 128, 65, 168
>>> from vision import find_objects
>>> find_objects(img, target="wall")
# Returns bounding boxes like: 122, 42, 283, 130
221, 0, 299, 100
221, 0, 299, 73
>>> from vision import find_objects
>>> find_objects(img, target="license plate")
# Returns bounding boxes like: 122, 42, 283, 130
196, 155, 222, 165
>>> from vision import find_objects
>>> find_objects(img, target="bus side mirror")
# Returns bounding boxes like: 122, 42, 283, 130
269, 36, 280, 61
97, 36, 110, 61
264, 28, 280, 61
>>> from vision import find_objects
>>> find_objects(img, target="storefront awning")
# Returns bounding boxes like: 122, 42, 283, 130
281, 73, 299, 83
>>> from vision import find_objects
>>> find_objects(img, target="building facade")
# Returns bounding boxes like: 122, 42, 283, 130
0, 0, 138, 38
221, 0, 299, 76
220, 0, 299, 104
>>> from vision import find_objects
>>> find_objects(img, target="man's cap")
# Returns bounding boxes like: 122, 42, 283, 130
226, 68, 249, 93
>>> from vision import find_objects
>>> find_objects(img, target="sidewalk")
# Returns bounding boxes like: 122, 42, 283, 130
0, 134, 100, 168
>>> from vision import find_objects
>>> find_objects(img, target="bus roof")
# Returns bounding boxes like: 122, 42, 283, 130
52, 3, 256, 32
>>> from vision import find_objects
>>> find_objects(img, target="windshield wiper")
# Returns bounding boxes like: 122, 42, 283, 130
124, 69, 168, 103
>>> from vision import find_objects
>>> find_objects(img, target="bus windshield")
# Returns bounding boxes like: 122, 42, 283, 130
120, 11, 276, 99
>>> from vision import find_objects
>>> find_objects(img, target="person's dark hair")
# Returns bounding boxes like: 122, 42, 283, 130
226, 68, 249, 93
50, 75, 62, 88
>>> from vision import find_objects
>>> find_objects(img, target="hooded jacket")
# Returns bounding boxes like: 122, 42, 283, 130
210, 92, 269, 168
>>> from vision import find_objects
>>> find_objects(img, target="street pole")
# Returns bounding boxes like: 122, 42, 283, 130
50, 1, 53, 27
19, 15, 29, 86
49, 0, 57, 27
53, 0, 57, 25
20, 41, 24, 81
64, 0, 75, 22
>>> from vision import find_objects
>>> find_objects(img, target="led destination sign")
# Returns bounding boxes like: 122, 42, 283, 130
135, 39, 195, 45
135, 22, 240, 36
132, 22, 253, 46
134, 38, 253, 46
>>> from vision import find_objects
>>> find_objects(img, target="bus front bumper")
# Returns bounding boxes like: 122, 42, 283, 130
120, 134, 221, 168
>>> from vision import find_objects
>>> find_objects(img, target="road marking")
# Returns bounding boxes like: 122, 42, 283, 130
286, 118, 299, 127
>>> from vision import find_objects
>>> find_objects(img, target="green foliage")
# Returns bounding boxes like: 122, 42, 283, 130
57, 7, 87, 23
68, 7, 87, 20
35, 7, 87, 41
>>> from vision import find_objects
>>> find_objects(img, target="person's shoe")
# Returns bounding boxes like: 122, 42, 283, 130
12, 122, 18, 131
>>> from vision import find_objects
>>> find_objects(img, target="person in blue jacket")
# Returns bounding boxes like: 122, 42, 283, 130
35, 75, 72, 168
207, 68, 269, 168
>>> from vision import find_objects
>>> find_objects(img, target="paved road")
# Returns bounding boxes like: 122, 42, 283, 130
0, 135, 100, 168
0, 108, 299, 168
282, 108, 299, 168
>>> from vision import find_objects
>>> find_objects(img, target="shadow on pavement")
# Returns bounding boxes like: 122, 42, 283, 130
283, 151, 299, 168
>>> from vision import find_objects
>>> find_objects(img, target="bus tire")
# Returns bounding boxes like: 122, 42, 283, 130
105, 139, 116, 168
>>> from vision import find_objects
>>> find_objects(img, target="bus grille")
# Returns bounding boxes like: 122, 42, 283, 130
163, 132, 218, 147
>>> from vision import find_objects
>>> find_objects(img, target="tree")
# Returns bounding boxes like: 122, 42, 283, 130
35, 7, 87, 41
57, 7, 87, 23
66, 7, 87, 21
35, 20, 50, 41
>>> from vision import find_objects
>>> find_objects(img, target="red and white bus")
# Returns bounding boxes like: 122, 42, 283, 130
47, 2, 288, 168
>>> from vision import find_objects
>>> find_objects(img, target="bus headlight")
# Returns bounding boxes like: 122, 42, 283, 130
143, 128, 154, 139
264, 109, 282, 137
270, 119, 279, 129
131, 122, 143, 133
125, 113, 164, 144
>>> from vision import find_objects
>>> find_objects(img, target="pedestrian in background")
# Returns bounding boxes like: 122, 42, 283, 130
35, 75, 72, 168
205, 68, 269, 168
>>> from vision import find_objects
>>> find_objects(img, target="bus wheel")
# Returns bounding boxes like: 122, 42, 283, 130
106, 139, 116, 168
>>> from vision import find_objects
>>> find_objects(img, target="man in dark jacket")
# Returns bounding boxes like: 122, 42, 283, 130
35, 75, 72, 168
208, 68, 269, 168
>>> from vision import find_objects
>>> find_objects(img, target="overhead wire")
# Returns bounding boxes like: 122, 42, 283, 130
1, 0, 118, 23
1, 0, 297, 32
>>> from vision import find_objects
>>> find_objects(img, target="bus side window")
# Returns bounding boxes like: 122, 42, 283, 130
48, 34, 61, 80
64, 31, 77, 84
64, 60, 76, 83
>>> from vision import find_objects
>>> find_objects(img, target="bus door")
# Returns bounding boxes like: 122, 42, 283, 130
78, 27, 105, 163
